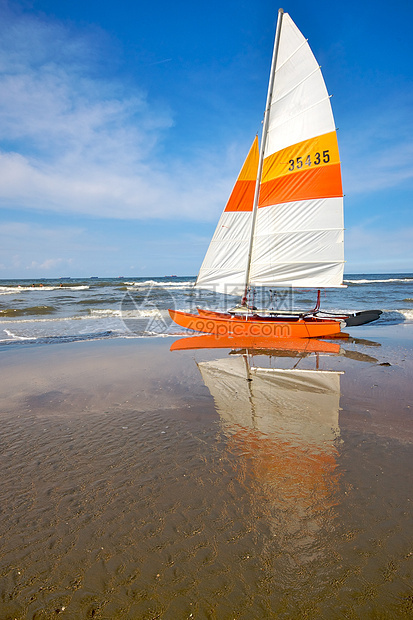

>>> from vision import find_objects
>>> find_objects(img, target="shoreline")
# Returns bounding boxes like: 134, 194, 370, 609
1, 323, 412, 446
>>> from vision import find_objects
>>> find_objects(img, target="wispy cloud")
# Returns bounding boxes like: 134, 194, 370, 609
2, 3, 411, 241
27, 257, 73, 271
0, 4, 234, 222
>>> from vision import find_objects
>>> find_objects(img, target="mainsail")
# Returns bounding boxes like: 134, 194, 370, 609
195, 10, 344, 296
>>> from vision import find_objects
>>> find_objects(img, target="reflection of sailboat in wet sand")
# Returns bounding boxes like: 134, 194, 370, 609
199, 353, 343, 570
199, 356, 342, 449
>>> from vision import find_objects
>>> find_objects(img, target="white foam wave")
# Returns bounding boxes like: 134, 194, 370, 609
0, 289, 23, 295
126, 280, 194, 289
0, 311, 128, 324
380, 309, 413, 322
0, 315, 89, 324
126, 280, 162, 287
0, 285, 90, 292
116, 332, 177, 340
345, 278, 413, 284
3, 329, 35, 340
125, 308, 168, 318
164, 282, 195, 288
88, 309, 122, 317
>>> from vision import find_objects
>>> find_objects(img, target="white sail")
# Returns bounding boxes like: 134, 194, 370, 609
194, 11, 344, 296
250, 12, 344, 288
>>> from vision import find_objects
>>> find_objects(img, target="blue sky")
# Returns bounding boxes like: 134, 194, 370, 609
0, 0, 412, 278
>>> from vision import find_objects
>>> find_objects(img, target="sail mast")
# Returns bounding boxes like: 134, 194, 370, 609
242, 8, 284, 304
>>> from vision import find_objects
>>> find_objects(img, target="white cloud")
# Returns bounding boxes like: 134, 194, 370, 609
0, 4, 235, 222
3, 4, 410, 232
27, 257, 73, 271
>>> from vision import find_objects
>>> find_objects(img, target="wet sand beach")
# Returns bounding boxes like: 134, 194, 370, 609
0, 325, 412, 619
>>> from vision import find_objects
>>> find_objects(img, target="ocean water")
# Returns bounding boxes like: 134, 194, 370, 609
0, 274, 412, 346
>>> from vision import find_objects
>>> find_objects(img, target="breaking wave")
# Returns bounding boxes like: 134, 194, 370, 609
0, 285, 90, 292
378, 309, 413, 324
345, 278, 413, 285
126, 280, 194, 289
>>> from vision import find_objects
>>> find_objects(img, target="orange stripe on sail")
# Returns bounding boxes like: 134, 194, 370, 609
238, 135, 259, 180
259, 131, 342, 205
259, 163, 342, 207
224, 136, 259, 212
225, 179, 257, 212
262, 131, 340, 184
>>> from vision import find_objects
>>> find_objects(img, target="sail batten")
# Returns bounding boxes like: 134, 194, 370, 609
274, 38, 309, 72
273, 66, 321, 103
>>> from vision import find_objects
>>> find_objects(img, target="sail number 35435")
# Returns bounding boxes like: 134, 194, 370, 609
288, 150, 330, 171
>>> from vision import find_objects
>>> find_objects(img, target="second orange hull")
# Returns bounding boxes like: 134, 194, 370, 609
169, 309, 342, 339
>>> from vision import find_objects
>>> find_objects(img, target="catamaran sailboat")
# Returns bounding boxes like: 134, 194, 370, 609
169, 9, 381, 339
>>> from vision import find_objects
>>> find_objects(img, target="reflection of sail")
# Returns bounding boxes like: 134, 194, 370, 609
198, 355, 343, 551
198, 357, 342, 447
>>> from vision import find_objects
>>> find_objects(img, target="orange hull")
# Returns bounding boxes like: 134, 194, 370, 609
169, 309, 342, 339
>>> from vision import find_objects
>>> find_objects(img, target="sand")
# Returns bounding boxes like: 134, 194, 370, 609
0, 324, 412, 619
